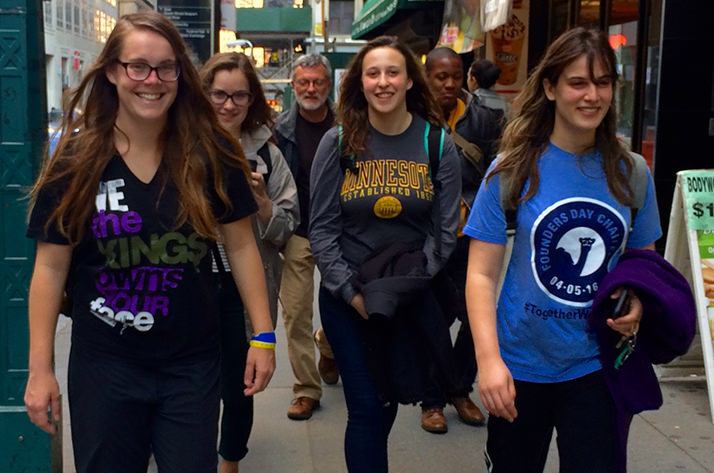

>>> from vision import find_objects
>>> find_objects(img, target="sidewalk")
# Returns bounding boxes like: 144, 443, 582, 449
55, 314, 714, 473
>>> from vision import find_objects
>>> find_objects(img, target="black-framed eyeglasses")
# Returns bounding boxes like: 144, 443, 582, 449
117, 61, 181, 82
208, 89, 253, 106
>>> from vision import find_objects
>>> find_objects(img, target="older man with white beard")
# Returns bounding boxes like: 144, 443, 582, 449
275, 54, 338, 420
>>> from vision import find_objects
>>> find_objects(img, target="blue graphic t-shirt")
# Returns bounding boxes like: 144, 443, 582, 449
463, 143, 662, 382
27, 154, 257, 362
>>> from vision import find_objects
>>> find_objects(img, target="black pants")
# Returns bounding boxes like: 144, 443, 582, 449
68, 345, 220, 473
422, 236, 477, 408
215, 272, 253, 462
485, 371, 617, 473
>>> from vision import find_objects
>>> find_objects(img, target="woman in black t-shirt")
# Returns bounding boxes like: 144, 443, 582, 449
24, 11, 274, 473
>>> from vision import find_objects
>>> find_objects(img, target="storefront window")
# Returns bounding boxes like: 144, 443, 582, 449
578, 0, 599, 28
549, 0, 569, 41
545, 0, 660, 163
636, 0, 661, 171
609, 20, 637, 146
608, 0, 638, 147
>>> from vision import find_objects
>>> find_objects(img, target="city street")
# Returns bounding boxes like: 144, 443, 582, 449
52, 310, 714, 473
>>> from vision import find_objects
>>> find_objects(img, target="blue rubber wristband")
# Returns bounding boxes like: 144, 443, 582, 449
251, 332, 276, 344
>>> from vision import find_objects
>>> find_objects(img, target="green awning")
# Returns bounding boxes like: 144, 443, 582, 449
351, 0, 440, 39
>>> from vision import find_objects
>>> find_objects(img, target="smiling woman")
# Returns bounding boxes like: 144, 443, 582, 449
199, 51, 299, 473
308, 36, 462, 473
463, 27, 661, 473
24, 11, 275, 473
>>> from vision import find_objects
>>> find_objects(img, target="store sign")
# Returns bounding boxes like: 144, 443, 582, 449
665, 170, 714, 424
220, 0, 236, 31
486, 0, 529, 97
437, 0, 483, 54
158, 0, 214, 63
681, 171, 714, 231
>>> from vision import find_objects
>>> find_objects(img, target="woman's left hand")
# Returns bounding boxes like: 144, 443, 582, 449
250, 171, 273, 225
243, 345, 276, 396
605, 286, 643, 337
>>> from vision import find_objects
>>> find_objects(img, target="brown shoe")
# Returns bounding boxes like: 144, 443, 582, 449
421, 408, 448, 434
451, 396, 485, 426
314, 329, 339, 385
287, 397, 320, 420
318, 355, 339, 385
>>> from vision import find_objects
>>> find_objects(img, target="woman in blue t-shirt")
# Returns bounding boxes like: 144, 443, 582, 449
464, 27, 661, 472
24, 11, 275, 473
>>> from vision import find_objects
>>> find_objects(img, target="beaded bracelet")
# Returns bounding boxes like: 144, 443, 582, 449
249, 331, 276, 350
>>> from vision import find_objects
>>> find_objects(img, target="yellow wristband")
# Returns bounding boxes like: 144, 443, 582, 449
249, 340, 276, 350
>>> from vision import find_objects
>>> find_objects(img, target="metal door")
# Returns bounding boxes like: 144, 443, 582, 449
0, 0, 56, 470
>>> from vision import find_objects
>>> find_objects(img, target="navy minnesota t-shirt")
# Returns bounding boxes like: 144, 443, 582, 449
27, 154, 257, 362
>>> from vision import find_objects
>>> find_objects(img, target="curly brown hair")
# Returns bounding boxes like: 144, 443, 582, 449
29, 11, 249, 245
491, 27, 634, 209
337, 36, 443, 157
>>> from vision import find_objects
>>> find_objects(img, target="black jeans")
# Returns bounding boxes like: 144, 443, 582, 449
422, 236, 477, 408
485, 371, 617, 473
215, 272, 253, 462
68, 345, 220, 473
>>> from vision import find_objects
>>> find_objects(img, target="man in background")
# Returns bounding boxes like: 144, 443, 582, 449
420, 47, 490, 434
275, 53, 339, 421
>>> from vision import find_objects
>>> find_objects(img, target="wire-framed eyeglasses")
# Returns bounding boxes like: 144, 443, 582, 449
293, 78, 328, 88
117, 61, 181, 82
208, 90, 254, 106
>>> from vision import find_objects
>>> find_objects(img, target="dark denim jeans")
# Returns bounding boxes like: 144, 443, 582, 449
319, 287, 398, 473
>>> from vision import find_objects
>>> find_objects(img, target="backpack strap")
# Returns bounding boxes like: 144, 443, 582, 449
627, 151, 649, 232
497, 171, 516, 302
256, 142, 272, 185
498, 171, 518, 236
424, 122, 445, 258
450, 130, 484, 167
210, 242, 227, 274
425, 122, 444, 185
337, 125, 358, 174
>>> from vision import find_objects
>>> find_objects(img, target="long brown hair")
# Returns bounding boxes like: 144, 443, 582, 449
29, 11, 249, 245
337, 36, 443, 157
491, 27, 633, 208
199, 52, 274, 135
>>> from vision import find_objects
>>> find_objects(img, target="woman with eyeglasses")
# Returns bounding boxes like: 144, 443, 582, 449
24, 12, 275, 473
199, 52, 299, 473
464, 28, 661, 472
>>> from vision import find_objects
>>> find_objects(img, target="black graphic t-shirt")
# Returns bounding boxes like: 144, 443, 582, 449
27, 154, 257, 362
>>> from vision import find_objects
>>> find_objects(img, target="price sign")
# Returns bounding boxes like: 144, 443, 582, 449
665, 170, 714, 423
681, 170, 714, 230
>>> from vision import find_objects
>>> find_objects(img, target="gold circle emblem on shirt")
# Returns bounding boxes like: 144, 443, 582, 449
373, 196, 402, 219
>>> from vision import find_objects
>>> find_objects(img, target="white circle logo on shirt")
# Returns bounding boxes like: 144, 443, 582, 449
530, 198, 626, 306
